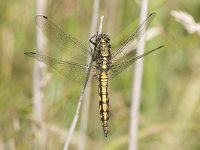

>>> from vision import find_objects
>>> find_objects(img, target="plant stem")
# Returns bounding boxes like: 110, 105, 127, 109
128, 0, 149, 150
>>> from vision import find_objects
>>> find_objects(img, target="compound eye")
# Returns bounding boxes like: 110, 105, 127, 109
106, 37, 110, 42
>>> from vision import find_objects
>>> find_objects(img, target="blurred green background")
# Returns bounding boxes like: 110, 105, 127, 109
0, 0, 200, 149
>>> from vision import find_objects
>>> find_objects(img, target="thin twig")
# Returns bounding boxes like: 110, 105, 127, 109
78, 0, 100, 149
63, 15, 104, 150
98, 16, 104, 34
128, 0, 149, 150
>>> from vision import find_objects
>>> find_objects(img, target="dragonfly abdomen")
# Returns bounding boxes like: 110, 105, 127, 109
98, 70, 109, 137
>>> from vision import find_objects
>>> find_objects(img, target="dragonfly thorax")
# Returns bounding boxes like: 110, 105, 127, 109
95, 34, 111, 57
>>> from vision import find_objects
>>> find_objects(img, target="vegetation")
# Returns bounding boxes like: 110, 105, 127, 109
0, 0, 200, 149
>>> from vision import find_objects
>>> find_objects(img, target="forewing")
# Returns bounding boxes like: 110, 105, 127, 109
111, 13, 156, 63
109, 46, 164, 78
35, 15, 92, 63
24, 52, 97, 83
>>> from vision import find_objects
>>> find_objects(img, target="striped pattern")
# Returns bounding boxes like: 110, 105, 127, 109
98, 70, 109, 137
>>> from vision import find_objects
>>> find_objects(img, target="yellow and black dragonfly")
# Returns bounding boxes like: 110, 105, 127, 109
24, 12, 163, 137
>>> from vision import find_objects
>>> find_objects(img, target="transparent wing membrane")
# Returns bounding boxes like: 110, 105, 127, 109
25, 16, 97, 84
25, 13, 163, 85
35, 15, 92, 63
109, 46, 164, 78
24, 52, 97, 83
111, 13, 156, 63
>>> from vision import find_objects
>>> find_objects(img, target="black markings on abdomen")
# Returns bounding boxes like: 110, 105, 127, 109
98, 72, 109, 137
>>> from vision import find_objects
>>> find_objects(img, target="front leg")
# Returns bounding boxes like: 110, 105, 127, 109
89, 34, 97, 55
89, 34, 97, 45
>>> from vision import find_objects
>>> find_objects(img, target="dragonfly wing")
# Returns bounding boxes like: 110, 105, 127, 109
25, 52, 97, 83
111, 13, 156, 63
109, 46, 164, 78
35, 15, 92, 63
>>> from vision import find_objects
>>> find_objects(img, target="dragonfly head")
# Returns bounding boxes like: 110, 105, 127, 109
96, 34, 110, 45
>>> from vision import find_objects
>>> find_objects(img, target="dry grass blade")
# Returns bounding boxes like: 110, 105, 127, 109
128, 0, 149, 149
171, 10, 200, 35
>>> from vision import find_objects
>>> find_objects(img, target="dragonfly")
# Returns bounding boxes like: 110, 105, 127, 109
24, 12, 163, 137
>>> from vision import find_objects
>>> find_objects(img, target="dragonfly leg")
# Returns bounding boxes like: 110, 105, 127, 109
89, 34, 97, 55
89, 34, 97, 45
